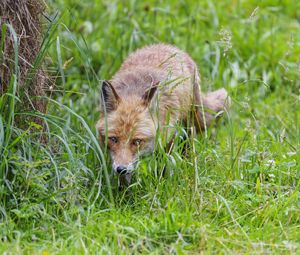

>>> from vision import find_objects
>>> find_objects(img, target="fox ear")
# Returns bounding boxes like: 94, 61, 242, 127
142, 82, 159, 105
101, 80, 120, 112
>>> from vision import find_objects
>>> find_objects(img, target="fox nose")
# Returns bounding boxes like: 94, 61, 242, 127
116, 166, 127, 174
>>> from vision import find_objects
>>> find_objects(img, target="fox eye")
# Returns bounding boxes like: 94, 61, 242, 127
132, 138, 143, 146
109, 137, 118, 144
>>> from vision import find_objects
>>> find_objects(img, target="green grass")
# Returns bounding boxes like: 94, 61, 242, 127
1, 0, 300, 254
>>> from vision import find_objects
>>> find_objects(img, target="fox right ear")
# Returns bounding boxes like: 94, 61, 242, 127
142, 82, 159, 106
101, 80, 120, 112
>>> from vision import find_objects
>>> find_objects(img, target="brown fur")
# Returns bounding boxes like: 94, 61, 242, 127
96, 44, 230, 174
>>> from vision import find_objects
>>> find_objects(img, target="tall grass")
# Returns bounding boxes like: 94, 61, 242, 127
0, 11, 113, 228
0, 0, 300, 254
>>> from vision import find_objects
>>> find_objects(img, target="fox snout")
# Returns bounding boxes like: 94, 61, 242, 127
112, 158, 138, 175
116, 165, 127, 174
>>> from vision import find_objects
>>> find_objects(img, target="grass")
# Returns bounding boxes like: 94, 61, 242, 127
0, 0, 300, 254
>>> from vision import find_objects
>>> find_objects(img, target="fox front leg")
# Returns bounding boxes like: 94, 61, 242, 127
118, 173, 133, 190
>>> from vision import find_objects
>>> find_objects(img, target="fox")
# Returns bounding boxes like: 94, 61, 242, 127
96, 44, 230, 183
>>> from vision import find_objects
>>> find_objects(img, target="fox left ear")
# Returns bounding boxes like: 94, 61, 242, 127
142, 82, 159, 105
101, 80, 120, 112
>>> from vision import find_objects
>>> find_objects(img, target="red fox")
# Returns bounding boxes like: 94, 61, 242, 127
96, 44, 230, 179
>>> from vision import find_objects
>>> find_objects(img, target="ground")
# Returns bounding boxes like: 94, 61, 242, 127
0, 0, 299, 254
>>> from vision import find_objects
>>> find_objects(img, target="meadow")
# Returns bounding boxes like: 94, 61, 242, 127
0, 0, 299, 254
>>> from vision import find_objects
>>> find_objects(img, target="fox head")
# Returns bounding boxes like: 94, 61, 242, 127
96, 80, 158, 175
